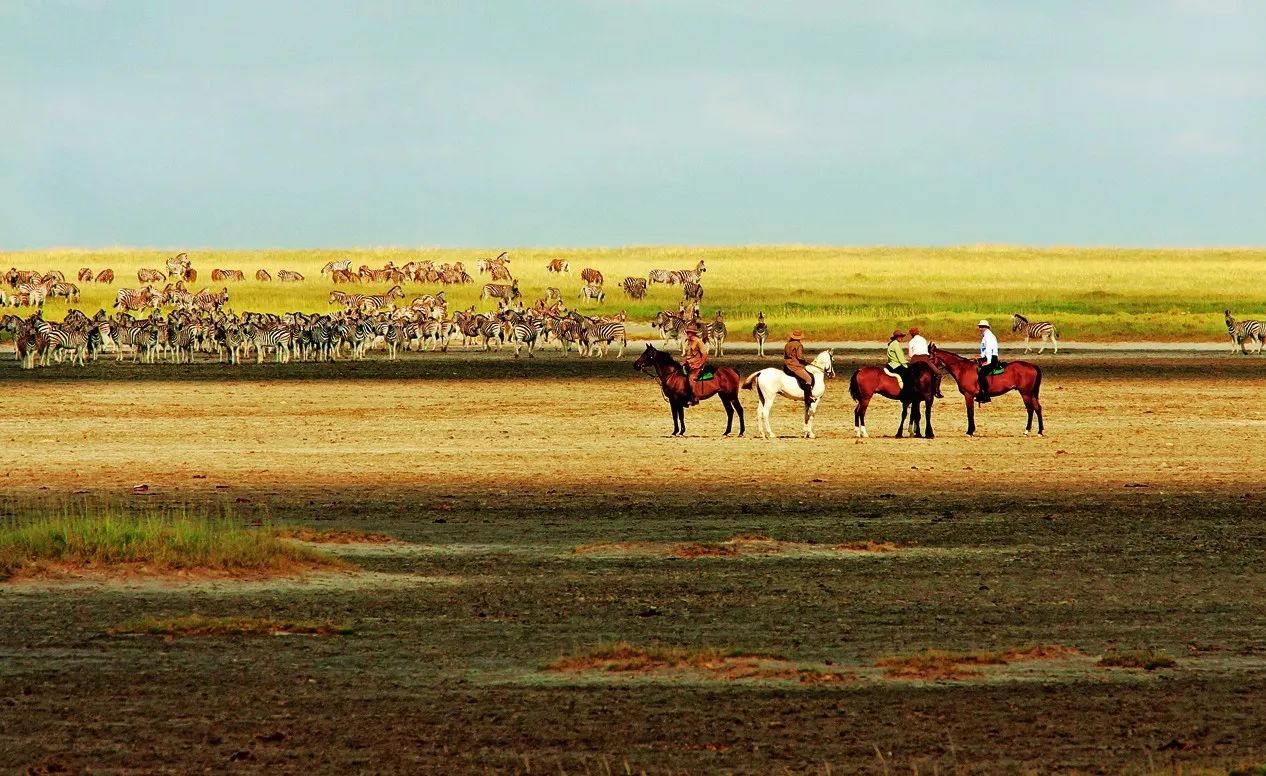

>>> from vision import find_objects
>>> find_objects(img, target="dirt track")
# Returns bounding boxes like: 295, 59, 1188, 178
3, 354, 1266, 773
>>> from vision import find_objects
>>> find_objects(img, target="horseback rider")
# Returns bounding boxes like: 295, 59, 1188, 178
906, 326, 943, 399
977, 319, 999, 403
886, 330, 910, 392
682, 324, 709, 405
782, 330, 814, 402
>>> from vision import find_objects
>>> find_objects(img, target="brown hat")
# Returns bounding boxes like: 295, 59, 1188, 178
685, 325, 700, 335
788, 329, 803, 340
892, 330, 905, 339
909, 326, 921, 335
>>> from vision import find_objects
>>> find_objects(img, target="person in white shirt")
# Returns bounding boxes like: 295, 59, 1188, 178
907, 327, 929, 358
976, 319, 1000, 403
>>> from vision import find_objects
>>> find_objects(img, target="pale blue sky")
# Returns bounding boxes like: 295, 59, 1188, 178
3, 1, 1263, 248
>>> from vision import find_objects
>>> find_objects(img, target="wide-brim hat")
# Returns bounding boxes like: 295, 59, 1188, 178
685, 325, 700, 335
977, 319, 990, 328
788, 329, 803, 339
892, 330, 905, 339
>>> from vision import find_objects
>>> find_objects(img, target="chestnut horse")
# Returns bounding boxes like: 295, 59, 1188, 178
927, 344, 1044, 436
848, 362, 939, 439
633, 344, 744, 437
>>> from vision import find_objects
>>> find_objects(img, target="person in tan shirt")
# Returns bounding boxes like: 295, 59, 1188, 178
681, 325, 709, 405
782, 329, 813, 402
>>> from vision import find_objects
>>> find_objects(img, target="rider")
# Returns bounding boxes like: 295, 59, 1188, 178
782, 330, 814, 403
681, 324, 709, 405
906, 326, 942, 398
886, 330, 910, 391
976, 319, 999, 403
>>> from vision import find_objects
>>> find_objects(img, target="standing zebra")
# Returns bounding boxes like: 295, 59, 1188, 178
1011, 313, 1059, 354
752, 311, 768, 357
1225, 309, 1264, 355
620, 277, 647, 300
682, 281, 704, 302
580, 268, 604, 286
707, 310, 727, 356
579, 283, 605, 304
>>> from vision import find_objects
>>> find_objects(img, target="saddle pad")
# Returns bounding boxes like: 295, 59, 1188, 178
883, 367, 900, 378
991, 364, 1006, 375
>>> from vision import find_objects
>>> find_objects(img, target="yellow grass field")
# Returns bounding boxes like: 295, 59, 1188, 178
5, 245, 1263, 341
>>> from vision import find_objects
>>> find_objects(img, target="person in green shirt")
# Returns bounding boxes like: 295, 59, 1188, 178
885, 329, 910, 391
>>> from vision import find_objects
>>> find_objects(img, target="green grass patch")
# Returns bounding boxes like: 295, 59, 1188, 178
109, 614, 354, 637
1098, 647, 1177, 670
0, 506, 349, 581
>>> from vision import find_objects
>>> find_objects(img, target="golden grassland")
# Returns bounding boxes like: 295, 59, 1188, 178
5, 245, 1264, 340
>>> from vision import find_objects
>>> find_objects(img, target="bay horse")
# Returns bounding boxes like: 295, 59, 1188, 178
633, 344, 744, 437
741, 350, 834, 439
848, 362, 938, 439
927, 344, 1044, 436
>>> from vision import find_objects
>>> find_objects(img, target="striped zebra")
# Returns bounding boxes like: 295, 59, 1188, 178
583, 317, 627, 358
114, 286, 157, 312
1225, 309, 1264, 355
501, 313, 538, 358
277, 269, 304, 282
137, 268, 165, 283
256, 269, 272, 281
481, 280, 520, 304
252, 322, 295, 363
77, 268, 93, 282
579, 283, 605, 304
580, 268, 604, 286
321, 259, 352, 277
211, 269, 245, 281
95, 269, 115, 284
546, 258, 570, 274
29, 314, 88, 366
647, 269, 677, 285
705, 310, 727, 355
651, 310, 686, 347
1010, 314, 1059, 354
164, 252, 190, 276
620, 277, 647, 300
752, 311, 769, 357
681, 281, 704, 302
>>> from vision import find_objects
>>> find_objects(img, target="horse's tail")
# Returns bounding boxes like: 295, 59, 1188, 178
1031, 363, 1043, 398
849, 371, 861, 401
741, 371, 759, 390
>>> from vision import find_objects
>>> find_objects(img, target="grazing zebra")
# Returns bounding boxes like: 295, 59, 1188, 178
77, 268, 93, 282
681, 281, 704, 302
481, 280, 520, 303
1010, 313, 1059, 354
277, 269, 304, 282
752, 311, 769, 357
579, 283, 605, 304
707, 310, 727, 356
164, 252, 190, 276
211, 269, 245, 281
114, 287, 157, 312
360, 285, 405, 313
545, 287, 562, 302
95, 269, 114, 284
620, 277, 647, 300
321, 259, 352, 277
256, 269, 272, 281
137, 268, 165, 283
182, 267, 197, 284
49, 282, 80, 302
546, 258, 570, 274
1225, 309, 1264, 355
580, 268, 604, 286
647, 268, 677, 285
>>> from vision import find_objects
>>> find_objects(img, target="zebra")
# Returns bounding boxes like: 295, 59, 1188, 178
1011, 313, 1059, 354
580, 268, 604, 286
277, 269, 304, 282
252, 322, 295, 363
620, 277, 647, 300
114, 287, 157, 312
164, 252, 190, 276
256, 269, 272, 281
706, 310, 727, 356
481, 280, 520, 304
1225, 310, 1264, 355
546, 258, 570, 274
321, 259, 352, 277
78, 268, 93, 282
583, 316, 627, 358
29, 314, 88, 366
681, 281, 704, 302
752, 311, 769, 357
647, 269, 677, 285
95, 269, 115, 284
211, 269, 245, 281
501, 313, 538, 358
651, 310, 686, 348
137, 268, 165, 283
579, 283, 605, 304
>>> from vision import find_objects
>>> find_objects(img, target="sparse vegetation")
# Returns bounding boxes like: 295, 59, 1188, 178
109, 614, 355, 637
273, 526, 396, 544
546, 642, 854, 684
575, 535, 900, 558
7, 245, 1264, 341
876, 646, 1083, 680
1098, 647, 1177, 670
0, 506, 348, 581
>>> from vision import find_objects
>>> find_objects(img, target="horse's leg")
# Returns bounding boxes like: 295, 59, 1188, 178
721, 392, 734, 436
804, 398, 818, 439
1024, 394, 1035, 436
1035, 394, 1044, 436
671, 400, 682, 436
924, 400, 934, 439
964, 394, 976, 436
896, 401, 907, 438
734, 388, 745, 437
911, 400, 923, 437
856, 396, 870, 438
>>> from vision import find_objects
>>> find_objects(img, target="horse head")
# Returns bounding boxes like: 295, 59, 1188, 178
811, 349, 835, 378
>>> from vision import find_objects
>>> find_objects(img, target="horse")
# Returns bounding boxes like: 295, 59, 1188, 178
633, 344, 744, 437
741, 350, 834, 439
927, 344, 1045, 436
847, 361, 939, 439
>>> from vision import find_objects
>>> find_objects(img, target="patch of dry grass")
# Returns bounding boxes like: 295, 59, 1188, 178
575, 535, 900, 559
1098, 647, 1176, 670
273, 527, 396, 544
876, 645, 1083, 680
546, 642, 855, 685
109, 614, 355, 637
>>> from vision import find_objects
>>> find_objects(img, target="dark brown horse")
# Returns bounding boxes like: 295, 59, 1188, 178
633, 344, 744, 437
848, 362, 939, 439
928, 344, 1044, 436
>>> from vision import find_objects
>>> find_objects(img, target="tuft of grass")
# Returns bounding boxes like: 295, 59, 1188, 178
0, 506, 349, 581
109, 614, 355, 637
1098, 647, 1177, 670
876, 645, 1082, 680
835, 540, 899, 553
273, 526, 396, 544
545, 642, 854, 684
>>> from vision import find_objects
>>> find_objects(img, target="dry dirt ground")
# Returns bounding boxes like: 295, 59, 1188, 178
2, 353, 1266, 773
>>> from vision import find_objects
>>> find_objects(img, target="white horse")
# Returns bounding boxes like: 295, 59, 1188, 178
740, 350, 834, 439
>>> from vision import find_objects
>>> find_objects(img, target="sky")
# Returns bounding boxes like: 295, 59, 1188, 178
2, 1, 1263, 248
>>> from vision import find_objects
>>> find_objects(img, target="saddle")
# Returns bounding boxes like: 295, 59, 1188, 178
883, 366, 904, 390
988, 362, 1006, 375
684, 363, 716, 381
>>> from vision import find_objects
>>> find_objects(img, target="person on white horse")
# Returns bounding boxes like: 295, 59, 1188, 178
782, 330, 814, 406
741, 347, 834, 439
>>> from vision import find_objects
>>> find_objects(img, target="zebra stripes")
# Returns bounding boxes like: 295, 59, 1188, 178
620, 277, 647, 300
1011, 313, 1059, 354
1225, 310, 1264, 355
752, 311, 768, 357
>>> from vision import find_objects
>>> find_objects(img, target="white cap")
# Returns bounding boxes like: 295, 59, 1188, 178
977, 319, 990, 327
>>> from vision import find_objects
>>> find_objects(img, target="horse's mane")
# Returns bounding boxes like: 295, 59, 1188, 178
646, 344, 681, 368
